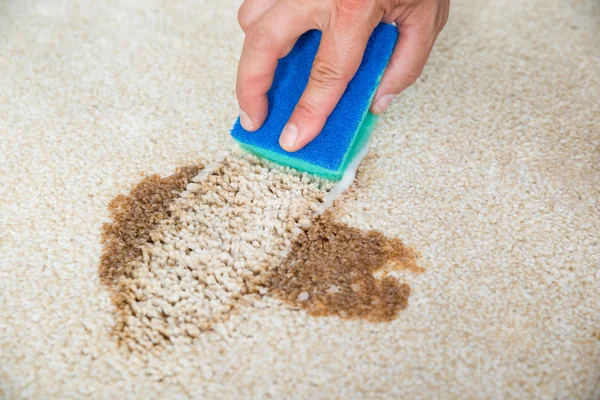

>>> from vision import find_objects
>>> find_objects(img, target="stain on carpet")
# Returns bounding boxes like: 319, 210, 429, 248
99, 154, 421, 351
266, 212, 422, 322
100, 163, 204, 284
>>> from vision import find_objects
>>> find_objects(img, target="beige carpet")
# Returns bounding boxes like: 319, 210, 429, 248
1, 0, 599, 398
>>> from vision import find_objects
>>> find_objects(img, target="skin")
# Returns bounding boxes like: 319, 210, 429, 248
236, 0, 450, 152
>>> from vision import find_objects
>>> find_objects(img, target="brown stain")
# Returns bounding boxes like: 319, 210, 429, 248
99, 159, 422, 350
99, 163, 203, 284
267, 212, 423, 322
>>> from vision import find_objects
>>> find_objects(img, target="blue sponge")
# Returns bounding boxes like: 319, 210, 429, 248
231, 23, 398, 180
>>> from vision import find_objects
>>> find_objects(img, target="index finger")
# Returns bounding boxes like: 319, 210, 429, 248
236, 3, 316, 131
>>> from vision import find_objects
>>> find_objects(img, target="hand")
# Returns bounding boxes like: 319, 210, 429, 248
236, 0, 449, 152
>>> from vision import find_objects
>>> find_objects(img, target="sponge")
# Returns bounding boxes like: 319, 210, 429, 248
231, 23, 398, 180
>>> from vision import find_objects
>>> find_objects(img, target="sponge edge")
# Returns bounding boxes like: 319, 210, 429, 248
231, 23, 399, 180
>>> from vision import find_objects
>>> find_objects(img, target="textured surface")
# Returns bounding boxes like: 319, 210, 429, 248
97, 153, 418, 352
1, 0, 600, 399
231, 23, 397, 179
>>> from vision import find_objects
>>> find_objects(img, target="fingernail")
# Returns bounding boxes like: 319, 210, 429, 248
374, 94, 395, 114
279, 123, 298, 150
239, 109, 254, 131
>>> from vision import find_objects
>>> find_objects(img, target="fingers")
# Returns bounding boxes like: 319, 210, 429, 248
236, 0, 316, 132
279, 26, 373, 152
238, 0, 278, 33
370, 9, 440, 115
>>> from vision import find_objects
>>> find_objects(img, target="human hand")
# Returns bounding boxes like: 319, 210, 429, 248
236, 0, 449, 152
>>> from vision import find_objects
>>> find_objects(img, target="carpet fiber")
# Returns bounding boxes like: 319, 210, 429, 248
1, 0, 599, 399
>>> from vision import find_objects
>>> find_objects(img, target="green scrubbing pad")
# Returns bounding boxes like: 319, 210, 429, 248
231, 23, 398, 180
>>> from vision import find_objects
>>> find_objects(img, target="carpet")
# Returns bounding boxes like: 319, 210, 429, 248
1, 0, 599, 398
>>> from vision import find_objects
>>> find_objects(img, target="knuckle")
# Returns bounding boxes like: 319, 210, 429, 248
295, 99, 321, 119
310, 59, 349, 88
336, 0, 379, 27
247, 27, 275, 54
402, 69, 422, 86
338, 0, 371, 13
237, 9, 251, 32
